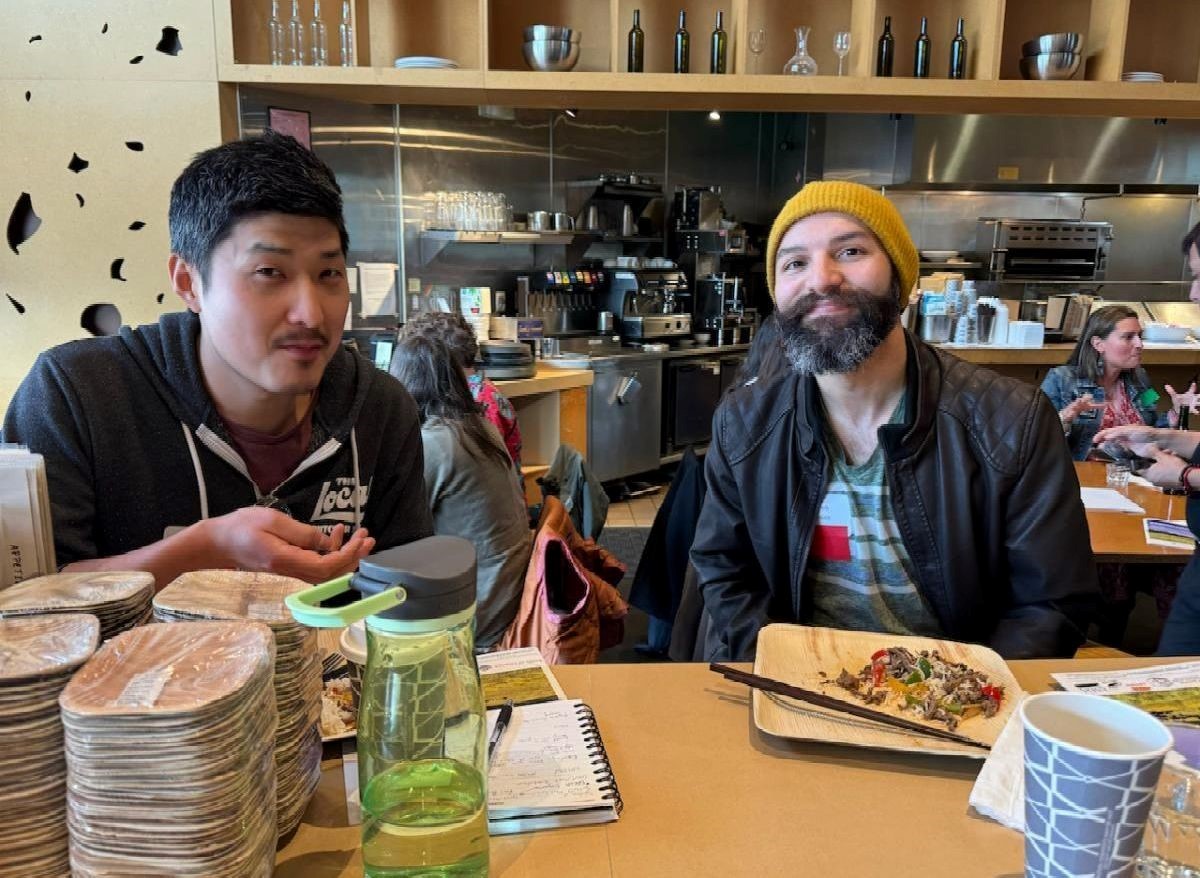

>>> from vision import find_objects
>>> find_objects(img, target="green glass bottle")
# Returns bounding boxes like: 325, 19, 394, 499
628, 9, 644, 72
674, 9, 690, 73
875, 15, 895, 76
710, 10, 727, 74
914, 16, 931, 78
949, 17, 967, 79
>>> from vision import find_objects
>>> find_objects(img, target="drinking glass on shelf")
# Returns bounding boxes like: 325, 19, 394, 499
834, 31, 852, 76
748, 27, 765, 73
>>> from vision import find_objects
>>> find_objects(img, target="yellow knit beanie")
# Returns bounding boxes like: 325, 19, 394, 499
765, 181, 918, 301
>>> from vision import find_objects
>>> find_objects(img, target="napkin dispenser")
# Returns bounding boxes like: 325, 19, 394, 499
1006, 320, 1045, 348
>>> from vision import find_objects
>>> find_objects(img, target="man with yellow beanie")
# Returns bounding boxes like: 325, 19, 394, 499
688, 181, 1096, 662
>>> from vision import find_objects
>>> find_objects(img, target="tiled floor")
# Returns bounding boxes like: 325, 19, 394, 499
604, 487, 665, 528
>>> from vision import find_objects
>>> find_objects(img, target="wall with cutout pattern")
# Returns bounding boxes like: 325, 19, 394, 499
0, 2, 225, 407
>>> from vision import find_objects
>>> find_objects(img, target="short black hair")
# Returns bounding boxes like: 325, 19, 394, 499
168, 130, 349, 282
1183, 221, 1200, 258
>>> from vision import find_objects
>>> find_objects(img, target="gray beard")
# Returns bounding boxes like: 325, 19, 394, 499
778, 285, 900, 376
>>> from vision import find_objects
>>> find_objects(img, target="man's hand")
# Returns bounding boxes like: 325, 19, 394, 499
1136, 445, 1188, 489
205, 506, 375, 583
1059, 393, 1104, 426
1094, 424, 1200, 461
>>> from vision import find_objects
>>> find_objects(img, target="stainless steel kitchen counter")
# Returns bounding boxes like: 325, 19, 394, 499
587, 343, 750, 366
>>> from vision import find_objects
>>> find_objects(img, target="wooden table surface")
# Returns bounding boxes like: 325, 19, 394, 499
1076, 460, 1194, 564
276, 658, 1186, 878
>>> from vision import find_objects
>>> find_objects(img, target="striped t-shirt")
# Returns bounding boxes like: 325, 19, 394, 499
803, 400, 944, 637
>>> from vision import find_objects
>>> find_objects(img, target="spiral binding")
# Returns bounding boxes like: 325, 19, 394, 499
574, 702, 624, 815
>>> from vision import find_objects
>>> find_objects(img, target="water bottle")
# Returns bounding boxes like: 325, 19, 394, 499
286, 536, 488, 878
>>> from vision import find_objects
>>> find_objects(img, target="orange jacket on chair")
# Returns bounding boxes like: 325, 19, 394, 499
498, 496, 628, 664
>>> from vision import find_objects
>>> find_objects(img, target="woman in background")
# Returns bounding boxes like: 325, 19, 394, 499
1041, 304, 1165, 461
401, 311, 523, 474
390, 335, 531, 648
1040, 304, 1187, 646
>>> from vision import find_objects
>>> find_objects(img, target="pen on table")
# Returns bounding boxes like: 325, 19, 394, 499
487, 698, 514, 766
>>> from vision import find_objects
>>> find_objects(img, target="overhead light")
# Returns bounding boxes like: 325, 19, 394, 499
564, 108, 578, 119
708, 109, 721, 122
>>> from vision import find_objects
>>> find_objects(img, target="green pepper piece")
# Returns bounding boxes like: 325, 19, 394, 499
917, 657, 932, 679
943, 701, 963, 715
904, 670, 924, 685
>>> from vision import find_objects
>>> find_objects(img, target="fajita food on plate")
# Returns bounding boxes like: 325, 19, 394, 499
827, 646, 1005, 732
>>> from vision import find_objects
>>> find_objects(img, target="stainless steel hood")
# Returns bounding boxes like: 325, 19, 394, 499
820, 114, 1200, 187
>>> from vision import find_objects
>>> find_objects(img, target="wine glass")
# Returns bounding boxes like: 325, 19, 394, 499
748, 27, 765, 73
834, 31, 851, 76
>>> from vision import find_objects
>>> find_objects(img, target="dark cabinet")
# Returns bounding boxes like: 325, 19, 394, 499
663, 359, 721, 455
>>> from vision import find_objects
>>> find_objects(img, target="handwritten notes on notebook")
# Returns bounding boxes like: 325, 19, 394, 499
487, 699, 622, 835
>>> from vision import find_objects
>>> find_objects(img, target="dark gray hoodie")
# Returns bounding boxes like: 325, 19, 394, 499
3, 311, 432, 567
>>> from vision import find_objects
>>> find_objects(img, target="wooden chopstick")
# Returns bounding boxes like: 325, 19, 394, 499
710, 663, 992, 751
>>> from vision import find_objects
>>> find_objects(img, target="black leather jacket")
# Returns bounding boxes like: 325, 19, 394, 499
691, 331, 1098, 661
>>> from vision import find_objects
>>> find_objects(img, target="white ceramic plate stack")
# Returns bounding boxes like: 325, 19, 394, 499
0, 571, 154, 641
0, 614, 100, 878
1122, 71, 1164, 82
394, 56, 459, 69
152, 570, 323, 835
59, 621, 278, 877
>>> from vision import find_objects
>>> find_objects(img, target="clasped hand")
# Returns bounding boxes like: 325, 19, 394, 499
208, 506, 375, 583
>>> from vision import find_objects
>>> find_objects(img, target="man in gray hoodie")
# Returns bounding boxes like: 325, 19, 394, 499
3, 131, 432, 586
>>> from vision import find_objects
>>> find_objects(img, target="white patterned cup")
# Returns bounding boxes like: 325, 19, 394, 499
1022, 692, 1173, 878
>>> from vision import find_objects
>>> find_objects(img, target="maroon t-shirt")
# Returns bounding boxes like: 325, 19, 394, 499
223, 402, 315, 497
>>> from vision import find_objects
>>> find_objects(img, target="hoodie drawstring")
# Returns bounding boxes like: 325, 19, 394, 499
350, 426, 362, 531
180, 422, 210, 520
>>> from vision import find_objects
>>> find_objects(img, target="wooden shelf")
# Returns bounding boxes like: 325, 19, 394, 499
220, 65, 1200, 117
219, 0, 1200, 115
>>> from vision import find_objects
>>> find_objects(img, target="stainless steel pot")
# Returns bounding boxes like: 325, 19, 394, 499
553, 212, 574, 231
528, 210, 551, 231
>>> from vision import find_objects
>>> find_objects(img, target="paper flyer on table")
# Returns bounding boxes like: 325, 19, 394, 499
477, 647, 566, 709
1079, 487, 1145, 514
1143, 518, 1197, 549
1052, 661, 1200, 727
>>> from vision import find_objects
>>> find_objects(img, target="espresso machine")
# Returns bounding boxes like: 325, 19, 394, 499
601, 269, 692, 340
673, 186, 756, 344
694, 274, 756, 345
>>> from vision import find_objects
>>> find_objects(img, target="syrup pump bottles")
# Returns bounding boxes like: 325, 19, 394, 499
875, 15, 894, 76
628, 9, 644, 72
674, 10, 690, 73
913, 16, 931, 78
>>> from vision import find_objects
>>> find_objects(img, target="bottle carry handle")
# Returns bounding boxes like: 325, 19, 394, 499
284, 573, 407, 628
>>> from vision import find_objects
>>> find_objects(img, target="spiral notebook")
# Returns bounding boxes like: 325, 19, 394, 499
486, 699, 623, 835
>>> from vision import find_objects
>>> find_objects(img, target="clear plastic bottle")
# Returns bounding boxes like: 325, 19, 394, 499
309, 0, 328, 66
356, 539, 487, 878
268, 0, 284, 65
338, 0, 355, 66
286, 535, 488, 878
286, 0, 306, 65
